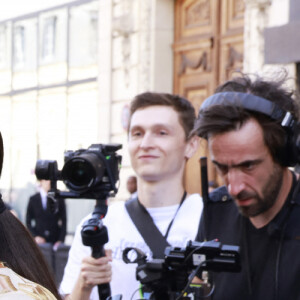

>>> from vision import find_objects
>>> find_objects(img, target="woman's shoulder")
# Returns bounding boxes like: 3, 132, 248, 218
0, 262, 57, 300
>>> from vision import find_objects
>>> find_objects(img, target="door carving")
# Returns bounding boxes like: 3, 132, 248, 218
174, 0, 245, 194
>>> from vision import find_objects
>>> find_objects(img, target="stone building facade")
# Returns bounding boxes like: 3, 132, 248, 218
0, 0, 299, 233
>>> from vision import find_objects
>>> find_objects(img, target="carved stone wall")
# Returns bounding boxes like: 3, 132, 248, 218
111, 0, 173, 96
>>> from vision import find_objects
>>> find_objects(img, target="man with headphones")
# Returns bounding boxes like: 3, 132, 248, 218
193, 73, 300, 300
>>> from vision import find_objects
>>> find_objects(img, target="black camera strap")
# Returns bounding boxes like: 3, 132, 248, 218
125, 192, 186, 258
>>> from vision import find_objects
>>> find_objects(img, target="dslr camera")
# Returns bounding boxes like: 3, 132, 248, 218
35, 143, 122, 200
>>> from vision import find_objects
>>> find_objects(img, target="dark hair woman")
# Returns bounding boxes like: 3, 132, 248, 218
0, 133, 61, 299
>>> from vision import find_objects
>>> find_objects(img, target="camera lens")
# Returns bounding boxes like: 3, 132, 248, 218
66, 160, 94, 186
62, 153, 105, 192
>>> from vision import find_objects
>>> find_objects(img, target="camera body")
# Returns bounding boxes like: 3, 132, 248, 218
123, 240, 240, 299
164, 239, 240, 273
35, 143, 122, 200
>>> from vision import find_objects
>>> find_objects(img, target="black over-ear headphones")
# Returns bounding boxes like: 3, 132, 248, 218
200, 92, 300, 167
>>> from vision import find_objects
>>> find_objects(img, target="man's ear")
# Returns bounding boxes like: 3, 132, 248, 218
185, 135, 199, 159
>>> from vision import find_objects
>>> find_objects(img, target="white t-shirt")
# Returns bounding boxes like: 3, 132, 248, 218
60, 194, 203, 300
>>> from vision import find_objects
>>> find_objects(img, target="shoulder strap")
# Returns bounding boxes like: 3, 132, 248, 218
195, 186, 232, 241
125, 198, 170, 258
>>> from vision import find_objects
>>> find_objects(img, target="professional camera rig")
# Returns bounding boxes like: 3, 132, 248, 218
35, 143, 122, 300
123, 239, 241, 300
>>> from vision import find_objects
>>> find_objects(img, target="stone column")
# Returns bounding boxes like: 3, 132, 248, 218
243, 0, 271, 73
98, 0, 113, 143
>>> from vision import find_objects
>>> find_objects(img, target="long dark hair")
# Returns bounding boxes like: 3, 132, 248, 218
0, 210, 61, 299
0, 133, 61, 299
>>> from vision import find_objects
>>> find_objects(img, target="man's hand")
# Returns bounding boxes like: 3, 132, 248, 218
67, 250, 112, 300
79, 253, 112, 288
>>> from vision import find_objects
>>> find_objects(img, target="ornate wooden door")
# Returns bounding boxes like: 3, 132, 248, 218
173, 0, 244, 194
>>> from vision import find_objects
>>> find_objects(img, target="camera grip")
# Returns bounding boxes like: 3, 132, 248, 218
82, 219, 111, 300
92, 245, 111, 300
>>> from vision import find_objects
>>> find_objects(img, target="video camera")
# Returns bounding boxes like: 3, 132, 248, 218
35, 143, 122, 200
123, 239, 240, 300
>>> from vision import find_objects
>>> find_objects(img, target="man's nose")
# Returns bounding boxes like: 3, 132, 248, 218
140, 132, 153, 148
226, 168, 245, 197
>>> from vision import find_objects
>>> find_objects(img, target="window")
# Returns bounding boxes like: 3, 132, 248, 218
89, 10, 98, 60
0, 25, 6, 68
14, 25, 25, 68
42, 16, 57, 62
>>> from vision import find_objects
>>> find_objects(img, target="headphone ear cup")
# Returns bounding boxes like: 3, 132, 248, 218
293, 123, 300, 164
272, 127, 294, 167
277, 133, 290, 167
285, 122, 300, 167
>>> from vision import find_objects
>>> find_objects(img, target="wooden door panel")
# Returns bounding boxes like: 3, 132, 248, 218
219, 39, 244, 83
174, 44, 214, 91
219, 0, 244, 82
183, 84, 215, 194
175, 0, 217, 41
174, 45, 215, 194
174, 0, 244, 194
221, 0, 245, 35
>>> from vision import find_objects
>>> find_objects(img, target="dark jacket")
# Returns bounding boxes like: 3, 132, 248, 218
26, 192, 67, 244
197, 180, 300, 300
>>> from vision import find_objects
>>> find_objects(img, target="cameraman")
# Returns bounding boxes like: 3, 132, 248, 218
60, 92, 203, 299
193, 73, 300, 300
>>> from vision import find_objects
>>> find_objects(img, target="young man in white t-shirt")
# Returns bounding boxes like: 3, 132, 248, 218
60, 92, 203, 300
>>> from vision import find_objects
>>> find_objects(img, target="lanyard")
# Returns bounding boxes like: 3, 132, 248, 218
137, 191, 187, 240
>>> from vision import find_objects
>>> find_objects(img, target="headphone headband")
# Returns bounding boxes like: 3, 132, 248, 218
200, 91, 300, 167
201, 92, 295, 128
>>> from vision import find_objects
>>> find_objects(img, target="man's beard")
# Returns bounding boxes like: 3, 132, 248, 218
234, 165, 284, 218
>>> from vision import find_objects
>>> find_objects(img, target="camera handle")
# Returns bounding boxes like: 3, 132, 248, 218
81, 199, 111, 300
